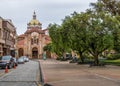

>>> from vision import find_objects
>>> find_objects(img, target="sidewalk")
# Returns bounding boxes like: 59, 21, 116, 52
40, 59, 120, 86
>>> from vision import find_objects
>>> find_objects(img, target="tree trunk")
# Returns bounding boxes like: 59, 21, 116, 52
79, 52, 84, 63
63, 52, 66, 59
71, 50, 75, 58
94, 54, 99, 65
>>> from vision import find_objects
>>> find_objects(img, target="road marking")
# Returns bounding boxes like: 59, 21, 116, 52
94, 73, 120, 83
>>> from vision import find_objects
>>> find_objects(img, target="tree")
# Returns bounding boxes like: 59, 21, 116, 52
91, 0, 120, 15
61, 12, 90, 63
43, 43, 52, 52
48, 24, 62, 56
47, 0, 120, 65
48, 23, 70, 58
86, 10, 114, 65
91, 0, 120, 53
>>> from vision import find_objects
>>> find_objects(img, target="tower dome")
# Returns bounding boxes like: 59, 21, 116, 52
27, 11, 42, 29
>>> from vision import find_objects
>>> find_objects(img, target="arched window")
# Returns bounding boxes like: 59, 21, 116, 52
31, 36, 39, 45
31, 38, 33, 45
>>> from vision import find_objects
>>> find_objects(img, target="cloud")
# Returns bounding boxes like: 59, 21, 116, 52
0, 0, 97, 35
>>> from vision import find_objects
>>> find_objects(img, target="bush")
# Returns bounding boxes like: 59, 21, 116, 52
56, 57, 62, 60
56, 57, 68, 61
82, 54, 94, 60
107, 53, 120, 60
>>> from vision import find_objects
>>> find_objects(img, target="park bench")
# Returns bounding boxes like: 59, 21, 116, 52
89, 61, 106, 67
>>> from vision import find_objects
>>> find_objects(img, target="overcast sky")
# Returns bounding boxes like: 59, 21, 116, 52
0, 0, 97, 35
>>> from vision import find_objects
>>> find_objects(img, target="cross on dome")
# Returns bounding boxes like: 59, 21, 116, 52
33, 11, 36, 20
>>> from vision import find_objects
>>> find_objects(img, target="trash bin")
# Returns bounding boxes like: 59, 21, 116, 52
43, 53, 46, 60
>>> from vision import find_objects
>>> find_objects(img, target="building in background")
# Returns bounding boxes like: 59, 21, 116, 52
0, 17, 17, 57
16, 12, 51, 59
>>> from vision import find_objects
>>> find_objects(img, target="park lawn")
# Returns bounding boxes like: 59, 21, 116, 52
104, 59, 120, 66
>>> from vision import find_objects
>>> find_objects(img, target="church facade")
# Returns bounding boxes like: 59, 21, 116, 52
16, 12, 51, 59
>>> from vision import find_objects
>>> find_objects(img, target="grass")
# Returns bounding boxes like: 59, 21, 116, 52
103, 59, 120, 66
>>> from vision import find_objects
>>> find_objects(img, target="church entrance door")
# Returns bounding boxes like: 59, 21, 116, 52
32, 47, 38, 58
18, 48, 24, 57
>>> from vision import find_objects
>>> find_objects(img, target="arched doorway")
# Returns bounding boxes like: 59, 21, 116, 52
18, 48, 24, 57
32, 47, 38, 58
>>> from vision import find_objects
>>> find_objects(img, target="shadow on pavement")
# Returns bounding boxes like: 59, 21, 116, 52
44, 83, 53, 86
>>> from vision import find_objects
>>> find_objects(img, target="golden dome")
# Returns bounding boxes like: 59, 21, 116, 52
28, 11, 41, 26
29, 19, 40, 25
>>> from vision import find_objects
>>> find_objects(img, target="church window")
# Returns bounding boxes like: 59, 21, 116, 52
31, 36, 39, 45
34, 36, 37, 44
37, 39, 39, 44
31, 38, 33, 45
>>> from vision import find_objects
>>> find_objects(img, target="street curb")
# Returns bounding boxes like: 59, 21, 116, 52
38, 60, 44, 86
36, 81, 42, 86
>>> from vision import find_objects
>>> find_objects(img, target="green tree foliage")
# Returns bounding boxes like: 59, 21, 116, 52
48, 24, 62, 56
86, 10, 114, 65
43, 43, 52, 52
61, 12, 90, 63
47, 0, 120, 65
48, 24, 70, 57
91, 0, 120, 53
91, 0, 120, 15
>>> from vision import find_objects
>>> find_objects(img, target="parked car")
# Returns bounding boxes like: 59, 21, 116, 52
13, 58, 18, 66
0, 55, 15, 69
66, 53, 72, 60
17, 57, 25, 64
20, 56, 29, 62
24, 56, 29, 62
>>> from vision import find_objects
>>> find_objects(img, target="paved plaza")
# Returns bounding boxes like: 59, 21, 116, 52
0, 59, 119, 86
40, 59, 120, 86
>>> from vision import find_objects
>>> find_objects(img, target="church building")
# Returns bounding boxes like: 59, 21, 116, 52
16, 12, 51, 59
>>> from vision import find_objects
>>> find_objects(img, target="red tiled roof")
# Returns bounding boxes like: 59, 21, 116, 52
25, 28, 45, 34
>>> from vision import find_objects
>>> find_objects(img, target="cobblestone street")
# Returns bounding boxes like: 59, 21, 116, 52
0, 60, 40, 86
0, 69, 6, 77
